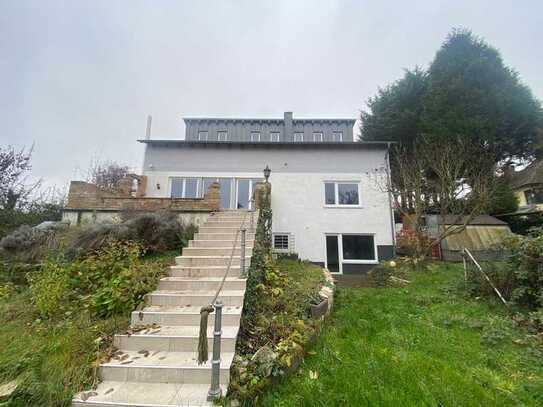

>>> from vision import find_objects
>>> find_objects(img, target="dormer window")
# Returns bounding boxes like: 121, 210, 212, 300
198, 131, 209, 141
294, 132, 304, 142
313, 132, 324, 142
250, 132, 261, 142
332, 131, 343, 142
270, 132, 280, 142
217, 131, 228, 141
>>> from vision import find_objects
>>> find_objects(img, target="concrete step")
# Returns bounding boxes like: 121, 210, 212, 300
100, 350, 234, 384
189, 239, 254, 248
198, 226, 250, 234
114, 325, 239, 352
158, 277, 246, 292
181, 247, 253, 257
203, 220, 252, 227
73, 381, 225, 407
194, 232, 255, 241
146, 290, 245, 307
175, 256, 251, 267
210, 210, 253, 217
131, 305, 242, 326
168, 265, 242, 278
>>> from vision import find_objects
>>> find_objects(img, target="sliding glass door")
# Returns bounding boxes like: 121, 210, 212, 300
171, 177, 262, 210
236, 179, 262, 209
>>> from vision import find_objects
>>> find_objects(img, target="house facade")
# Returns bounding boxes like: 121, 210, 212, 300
140, 112, 395, 274
508, 160, 543, 213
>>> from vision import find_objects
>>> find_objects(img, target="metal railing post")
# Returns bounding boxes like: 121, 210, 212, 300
207, 300, 223, 401
240, 228, 247, 278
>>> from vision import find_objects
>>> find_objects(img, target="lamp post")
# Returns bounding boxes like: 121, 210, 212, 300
263, 165, 271, 183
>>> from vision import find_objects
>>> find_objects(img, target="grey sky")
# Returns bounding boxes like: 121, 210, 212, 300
1, 0, 542, 189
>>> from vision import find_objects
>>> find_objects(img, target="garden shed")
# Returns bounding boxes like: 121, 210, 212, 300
425, 215, 512, 261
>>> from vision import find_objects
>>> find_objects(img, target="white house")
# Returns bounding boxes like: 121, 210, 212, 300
140, 112, 395, 274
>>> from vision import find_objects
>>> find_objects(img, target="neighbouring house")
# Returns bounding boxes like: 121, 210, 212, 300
137, 111, 396, 274
508, 160, 543, 214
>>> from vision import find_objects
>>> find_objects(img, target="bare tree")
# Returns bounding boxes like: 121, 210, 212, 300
0, 145, 41, 210
369, 138, 496, 258
87, 159, 130, 190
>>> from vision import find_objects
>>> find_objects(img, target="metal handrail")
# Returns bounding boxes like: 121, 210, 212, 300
462, 248, 508, 306
205, 197, 258, 401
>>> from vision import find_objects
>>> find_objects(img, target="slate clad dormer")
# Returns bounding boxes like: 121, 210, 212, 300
183, 111, 355, 143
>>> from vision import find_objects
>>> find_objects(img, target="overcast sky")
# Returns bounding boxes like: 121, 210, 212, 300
1, 0, 542, 190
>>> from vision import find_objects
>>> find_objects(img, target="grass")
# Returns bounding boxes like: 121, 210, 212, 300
0, 249, 179, 407
260, 262, 543, 406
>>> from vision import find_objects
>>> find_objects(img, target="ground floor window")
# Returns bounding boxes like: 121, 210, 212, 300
273, 233, 294, 252
171, 177, 200, 198
325, 233, 377, 273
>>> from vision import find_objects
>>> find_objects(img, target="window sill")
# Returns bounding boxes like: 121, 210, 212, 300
323, 205, 363, 209
343, 260, 378, 264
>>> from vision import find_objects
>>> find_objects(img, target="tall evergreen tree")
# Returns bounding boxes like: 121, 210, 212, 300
360, 28, 543, 165
360, 67, 427, 146
421, 28, 543, 164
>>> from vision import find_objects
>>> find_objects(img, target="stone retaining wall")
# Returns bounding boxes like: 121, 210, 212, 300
62, 179, 220, 226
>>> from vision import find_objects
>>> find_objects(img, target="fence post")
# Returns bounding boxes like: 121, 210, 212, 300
240, 228, 247, 278
207, 300, 223, 401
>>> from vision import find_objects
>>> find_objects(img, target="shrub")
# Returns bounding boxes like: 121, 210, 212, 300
0, 224, 63, 262
67, 211, 197, 256
368, 262, 395, 287
231, 258, 325, 403
28, 260, 72, 317
28, 241, 168, 319
396, 229, 434, 260
466, 231, 543, 310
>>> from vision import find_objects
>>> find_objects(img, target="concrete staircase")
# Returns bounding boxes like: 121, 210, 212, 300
73, 210, 255, 407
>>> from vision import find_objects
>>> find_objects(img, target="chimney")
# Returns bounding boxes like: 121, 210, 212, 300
284, 111, 293, 141
145, 115, 152, 140
503, 163, 515, 179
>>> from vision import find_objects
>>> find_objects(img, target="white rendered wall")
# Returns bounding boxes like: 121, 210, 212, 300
271, 172, 393, 263
141, 144, 394, 264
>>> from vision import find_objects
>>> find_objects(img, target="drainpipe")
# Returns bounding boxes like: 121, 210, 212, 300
385, 143, 396, 256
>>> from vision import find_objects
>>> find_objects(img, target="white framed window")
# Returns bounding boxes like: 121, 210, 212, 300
273, 234, 289, 250
332, 131, 343, 142
198, 131, 209, 141
217, 131, 228, 141
250, 131, 261, 142
294, 132, 304, 142
325, 233, 377, 273
273, 233, 294, 252
171, 177, 200, 198
313, 132, 324, 142
270, 132, 280, 142
324, 181, 360, 206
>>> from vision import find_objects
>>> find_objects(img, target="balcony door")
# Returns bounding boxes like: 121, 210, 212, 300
236, 179, 261, 209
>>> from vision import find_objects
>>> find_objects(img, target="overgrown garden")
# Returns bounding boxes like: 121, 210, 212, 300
0, 212, 196, 406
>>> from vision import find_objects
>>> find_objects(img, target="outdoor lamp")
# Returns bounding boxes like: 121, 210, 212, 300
263, 165, 271, 183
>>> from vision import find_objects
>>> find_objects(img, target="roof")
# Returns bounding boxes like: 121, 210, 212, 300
434, 214, 508, 226
509, 160, 543, 189
441, 225, 511, 251
182, 117, 356, 124
137, 140, 393, 149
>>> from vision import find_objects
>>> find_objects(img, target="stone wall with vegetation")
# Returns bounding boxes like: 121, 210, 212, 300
227, 182, 334, 405
63, 179, 220, 225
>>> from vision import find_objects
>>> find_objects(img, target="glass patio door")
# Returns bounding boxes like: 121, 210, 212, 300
236, 179, 262, 209
326, 235, 341, 273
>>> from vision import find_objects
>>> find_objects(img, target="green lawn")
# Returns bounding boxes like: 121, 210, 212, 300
260, 263, 543, 406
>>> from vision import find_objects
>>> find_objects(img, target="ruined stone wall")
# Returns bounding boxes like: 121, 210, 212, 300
63, 179, 220, 226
